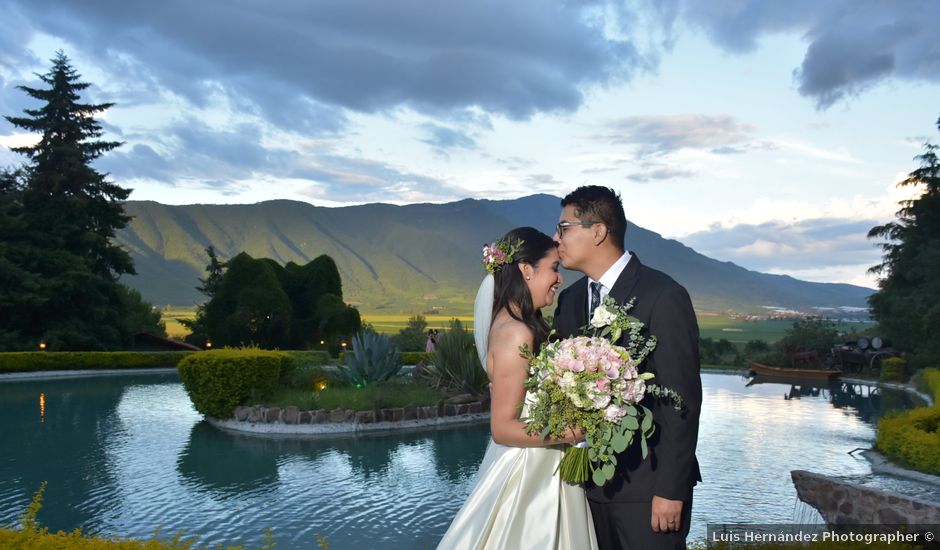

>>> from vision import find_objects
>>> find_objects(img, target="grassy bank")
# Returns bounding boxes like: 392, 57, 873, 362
875, 367, 940, 475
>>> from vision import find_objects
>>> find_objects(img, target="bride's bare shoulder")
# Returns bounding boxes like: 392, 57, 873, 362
489, 312, 534, 350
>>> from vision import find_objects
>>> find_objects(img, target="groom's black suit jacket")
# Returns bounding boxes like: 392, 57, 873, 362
552, 253, 702, 503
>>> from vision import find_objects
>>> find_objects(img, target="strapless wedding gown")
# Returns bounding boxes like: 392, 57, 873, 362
436, 402, 598, 549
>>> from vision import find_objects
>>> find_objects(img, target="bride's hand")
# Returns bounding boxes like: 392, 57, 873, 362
561, 427, 585, 445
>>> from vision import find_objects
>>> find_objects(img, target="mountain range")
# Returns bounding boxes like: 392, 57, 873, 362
115, 194, 873, 315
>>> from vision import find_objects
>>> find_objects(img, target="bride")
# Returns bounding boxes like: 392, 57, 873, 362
437, 227, 599, 550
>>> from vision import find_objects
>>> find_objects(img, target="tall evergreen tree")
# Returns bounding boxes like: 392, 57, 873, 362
868, 116, 940, 367
2, 52, 148, 349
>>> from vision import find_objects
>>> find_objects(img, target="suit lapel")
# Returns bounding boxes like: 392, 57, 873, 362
570, 277, 588, 332
607, 252, 643, 306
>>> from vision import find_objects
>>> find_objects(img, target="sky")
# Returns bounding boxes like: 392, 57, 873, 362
0, 1, 938, 290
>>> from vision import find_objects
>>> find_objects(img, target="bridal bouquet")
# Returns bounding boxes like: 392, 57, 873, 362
521, 296, 683, 486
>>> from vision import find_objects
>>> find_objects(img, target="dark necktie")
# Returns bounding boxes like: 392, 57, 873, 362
589, 281, 602, 318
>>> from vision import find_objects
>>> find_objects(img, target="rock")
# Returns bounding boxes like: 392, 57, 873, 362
248, 406, 263, 423
437, 399, 445, 417
356, 410, 375, 424
345, 409, 357, 422
389, 407, 404, 422
839, 502, 853, 515
264, 407, 280, 423
299, 411, 312, 424
456, 404, 469, 415
403, 405, 417, 420
234, 406, 249, 421
314, 409, 328, 423
283, 406, 299, 424
468, 402, 482, 414
328, 407, 346, 422
444, 404, 457, 417
448, 393, 475, 404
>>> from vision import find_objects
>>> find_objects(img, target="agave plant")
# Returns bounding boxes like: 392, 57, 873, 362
338, 331, 402, 386
427, 319, 488, 395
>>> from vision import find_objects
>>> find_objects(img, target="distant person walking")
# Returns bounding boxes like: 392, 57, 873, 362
426, 329, 437, 353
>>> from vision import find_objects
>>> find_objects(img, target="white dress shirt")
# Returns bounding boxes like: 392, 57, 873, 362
587, 251, 633, 316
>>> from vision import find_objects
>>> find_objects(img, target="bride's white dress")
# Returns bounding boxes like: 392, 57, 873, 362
436, 397, 599, 549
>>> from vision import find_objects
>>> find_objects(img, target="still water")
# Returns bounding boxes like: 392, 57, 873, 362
0, 372, 931, 548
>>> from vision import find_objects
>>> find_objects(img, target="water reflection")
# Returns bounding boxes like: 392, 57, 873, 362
0, 372, 932, 549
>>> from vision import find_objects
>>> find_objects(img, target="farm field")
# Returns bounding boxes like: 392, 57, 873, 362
158, 308, 873, 345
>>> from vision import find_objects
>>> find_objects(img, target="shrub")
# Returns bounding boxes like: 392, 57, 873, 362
337, 331, 401, 386
400, 352, 432, 366
390, 314, 428, 351
918, 367, 940, 404
876, 406, 940, 475
880, 357, 908, 382
177, 349, 289, 418
0, 351, 192, 373
427, 319, 487, 395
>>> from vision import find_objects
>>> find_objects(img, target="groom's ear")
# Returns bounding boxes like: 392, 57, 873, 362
592, 223, 610, 246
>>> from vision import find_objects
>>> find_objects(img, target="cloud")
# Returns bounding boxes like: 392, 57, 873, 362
682, 218, 883, 275
598, 113, 756, 157
680, 0, 940, 109
7, 0, 653, 125
627, 165, 696, 182
419, 123, 477, 152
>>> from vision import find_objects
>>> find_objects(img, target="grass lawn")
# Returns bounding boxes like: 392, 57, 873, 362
264, 380, 443, 411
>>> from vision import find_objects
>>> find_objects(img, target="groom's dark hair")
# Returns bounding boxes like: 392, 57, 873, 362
560, 186, 626, 252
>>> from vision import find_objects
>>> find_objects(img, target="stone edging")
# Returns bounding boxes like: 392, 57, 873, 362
0, 367, 177, 382
861, 450, 940, 488
214, 399, 491, 437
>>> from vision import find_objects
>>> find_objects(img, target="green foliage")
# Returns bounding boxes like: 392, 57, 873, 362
918, 368, 940, 404
337, 331, 402, 386
177, 349, 289, 418
117, 285, 167, 339
0, 52, 149, 351
876, 405, 940, 475
427, 319, 488, 395
699, 337, 740, 366
185, 249, 360, 351
868, 116, 940, 368
400, 352, 433, 366
0, 351, 190, 373
390, 314, 428, 351
880, 357, 908, 382
264, 380, 441, 411
776, 317, 839, 357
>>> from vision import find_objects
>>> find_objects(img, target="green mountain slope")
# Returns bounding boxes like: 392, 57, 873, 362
116, 195, 873, 314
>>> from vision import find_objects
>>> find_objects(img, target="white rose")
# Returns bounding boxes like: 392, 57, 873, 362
557, 371, 577, 389
590, 305, 616, 328
604, 404, 626, 422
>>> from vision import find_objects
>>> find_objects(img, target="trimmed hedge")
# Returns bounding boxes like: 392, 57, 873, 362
876, 405, 940, 475
177, 349, 289, 418
919, 367, 940, 404
0, 351, 193, 373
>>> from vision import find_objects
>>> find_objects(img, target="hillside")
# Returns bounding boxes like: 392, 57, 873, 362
116, 195, 873, 315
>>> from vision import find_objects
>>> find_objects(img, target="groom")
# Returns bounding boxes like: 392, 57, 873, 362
552, 186, 702, 549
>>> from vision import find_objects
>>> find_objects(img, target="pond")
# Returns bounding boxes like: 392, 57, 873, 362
0, 371, 932, 549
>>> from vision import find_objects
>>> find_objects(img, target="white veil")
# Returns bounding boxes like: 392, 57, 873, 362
473, 274, 495, 369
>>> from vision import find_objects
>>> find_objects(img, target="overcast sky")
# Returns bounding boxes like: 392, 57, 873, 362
1, 0, 938, 289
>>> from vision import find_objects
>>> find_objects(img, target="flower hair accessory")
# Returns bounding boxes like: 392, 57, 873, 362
482, 238, 523, 273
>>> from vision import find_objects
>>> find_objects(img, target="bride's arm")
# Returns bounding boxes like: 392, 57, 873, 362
489, 323, 579, 447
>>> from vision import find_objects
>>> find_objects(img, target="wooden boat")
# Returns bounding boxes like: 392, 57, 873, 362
747, 360, 842, 380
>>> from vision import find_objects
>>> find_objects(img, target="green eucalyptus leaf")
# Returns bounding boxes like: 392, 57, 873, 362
641, 412, 653, 432
592, 468, 607, 486
623, 416, 639, 430
640, 437, 648, 459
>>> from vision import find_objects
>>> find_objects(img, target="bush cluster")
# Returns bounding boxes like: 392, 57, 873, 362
0, 351, 191, 373
880, 357, 908, 382
876, 405, 940, 475
177, 349, 289, 418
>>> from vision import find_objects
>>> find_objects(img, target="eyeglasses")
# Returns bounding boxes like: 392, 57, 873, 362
555, 220, 601, 237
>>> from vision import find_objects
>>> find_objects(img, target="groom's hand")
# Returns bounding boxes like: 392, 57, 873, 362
651, 495, 683, 533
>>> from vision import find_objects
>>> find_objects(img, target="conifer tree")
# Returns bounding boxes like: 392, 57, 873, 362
868, 116, 940, 367
2, 52, 152, 349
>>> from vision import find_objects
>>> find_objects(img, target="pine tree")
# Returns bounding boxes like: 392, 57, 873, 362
868, 116, 940, 367
2, 52, 145, 349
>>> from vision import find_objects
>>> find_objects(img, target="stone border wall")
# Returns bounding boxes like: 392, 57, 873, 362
213, 398, 490, 436
791, 470, 940, 527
